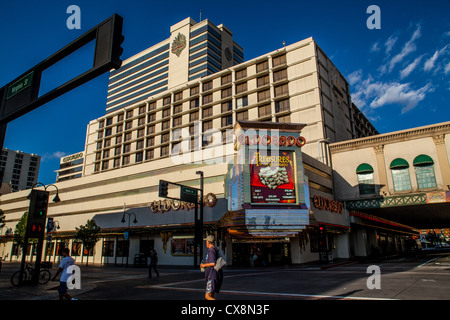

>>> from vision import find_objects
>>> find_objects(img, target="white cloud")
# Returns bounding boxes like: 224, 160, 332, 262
349, 70, 433, 113
424, 45, 449, 72
41, 151, 67, 161
388, 25, 421, 73
347, 69, 363, 86
385, 34, 398, 54
445, 62, 450, 74
369, 82, 433, 113
370, 41, 380, 53
399, 55, 423, 79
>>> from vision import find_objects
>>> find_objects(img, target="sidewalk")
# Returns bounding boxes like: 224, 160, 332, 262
0, 258, 357, 300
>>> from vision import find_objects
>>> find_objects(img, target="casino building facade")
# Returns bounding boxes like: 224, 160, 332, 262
1, 17, 389, 266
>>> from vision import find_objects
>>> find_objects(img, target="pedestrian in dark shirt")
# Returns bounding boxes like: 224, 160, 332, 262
148, 249, 159, 278
199, 235, 223, 300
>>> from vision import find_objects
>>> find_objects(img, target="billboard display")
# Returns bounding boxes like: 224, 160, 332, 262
250, 150, 297, 204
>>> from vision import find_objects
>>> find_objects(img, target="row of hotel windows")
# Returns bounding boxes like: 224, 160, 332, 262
93, 56, 289, 172
356, 155, 438, 195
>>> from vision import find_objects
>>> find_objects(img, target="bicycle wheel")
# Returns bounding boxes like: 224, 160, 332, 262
38, 270, 51, 284
11, 270, 27, 286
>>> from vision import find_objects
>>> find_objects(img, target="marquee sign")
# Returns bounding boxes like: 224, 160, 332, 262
238, 134, 306, 148
150, 193, 217, 213
313, 195, 343, 214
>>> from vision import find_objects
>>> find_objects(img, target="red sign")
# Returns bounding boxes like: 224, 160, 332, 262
250, 150, 296, 204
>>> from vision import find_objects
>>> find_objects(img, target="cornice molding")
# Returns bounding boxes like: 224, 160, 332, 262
330, 122, 450, 153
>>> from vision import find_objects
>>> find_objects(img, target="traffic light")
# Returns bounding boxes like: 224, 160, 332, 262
318, 225, 327, 251
159, 180, 169, 198
26, 190, 49, 238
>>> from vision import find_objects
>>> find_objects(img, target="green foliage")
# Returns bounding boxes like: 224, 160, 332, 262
74, 219, 101, 251
13, 212, 28, 247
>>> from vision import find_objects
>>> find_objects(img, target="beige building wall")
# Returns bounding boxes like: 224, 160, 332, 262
330, 122, 450, 201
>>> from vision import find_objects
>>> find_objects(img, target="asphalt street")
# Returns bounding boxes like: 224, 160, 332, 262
1, 252, 449, 302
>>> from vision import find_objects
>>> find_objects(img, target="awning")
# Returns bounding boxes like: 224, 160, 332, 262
356, 163, 374, 174
413, 154, 434, 166
390, 158, 409, 169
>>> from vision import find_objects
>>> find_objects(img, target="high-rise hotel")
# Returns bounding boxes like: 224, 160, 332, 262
1, 17, 380, 266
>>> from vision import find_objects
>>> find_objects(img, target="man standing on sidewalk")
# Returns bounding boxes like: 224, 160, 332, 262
148, 249, 159, 278
199, 235, 223, 300
52, 248, 77, 300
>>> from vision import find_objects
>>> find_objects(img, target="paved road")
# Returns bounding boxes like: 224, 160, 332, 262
1, 252, 450, 301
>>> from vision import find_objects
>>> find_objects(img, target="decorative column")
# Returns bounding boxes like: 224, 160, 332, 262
432, 135, 450, 187
374, 145, 389, 195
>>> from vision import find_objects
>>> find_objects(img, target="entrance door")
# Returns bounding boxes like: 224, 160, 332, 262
232, 242, 291, 267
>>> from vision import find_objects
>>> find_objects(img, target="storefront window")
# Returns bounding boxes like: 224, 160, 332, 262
390, 158, 411, 191
356, 163, 375, 195
102, 241, 114, 257
413, 155, 437, 189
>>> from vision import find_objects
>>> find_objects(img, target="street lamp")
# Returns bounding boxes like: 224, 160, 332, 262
27, 182, 61, 203
121, 205, 138, 267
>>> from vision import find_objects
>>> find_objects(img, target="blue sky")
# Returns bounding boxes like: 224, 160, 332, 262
1, 0, 449, 185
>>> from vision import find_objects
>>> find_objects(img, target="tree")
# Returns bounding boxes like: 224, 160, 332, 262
13, 212, 28, 248
74, 219, 100, 266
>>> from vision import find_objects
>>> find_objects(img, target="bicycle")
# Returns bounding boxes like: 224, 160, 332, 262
11, 262, 51, 286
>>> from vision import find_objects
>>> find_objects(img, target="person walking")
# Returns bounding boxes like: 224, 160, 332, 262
51, 248, 77, 300
199, 235, 223, 300
148, 249, 159, 278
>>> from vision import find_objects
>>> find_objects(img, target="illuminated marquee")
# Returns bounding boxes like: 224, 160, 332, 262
150, 193, 217, 213
238, 134, 306, 148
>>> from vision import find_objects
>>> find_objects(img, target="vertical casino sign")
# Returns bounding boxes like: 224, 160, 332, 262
250, 150, 297, 204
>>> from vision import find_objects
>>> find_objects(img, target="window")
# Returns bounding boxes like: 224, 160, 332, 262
162, 108, 170, 118
174, 91, 183, 102
221, 115, 233, 127
190, 85, 199, 96
274, 83, 289, 97
190, 98, 200, 109
273, 69, 287, 82
356, 163, 375, 195
161, 133, 170, 143
163, 96, 171, 106
202, 120, 212, 132
190, 111, 199, 122
148, 102, 156, 111
257, 90, 271, 102
272, 54, 286, 67
390, 158, 411, 191
146, 149, 154, 160
221, 74, 232, 85
162, 120, 170, 131
161, 145, 169, 157
236, 82, 247, 94
203, 106, 213, 118
257, 75, 270, 87
235, 68, 247, 80
236, 96, 248, 109
135, 152, 143, 162
202, 94, 213, 105
258, 104, 271, 117
173, 116, 182, 127
139, 106, 146, 114
256, 60, 269, 73
236, 110, 248, 121
221, 101, 232, 112
173, 104, 182, 114
221, 87, 232, 98
203, 81, 213, 92
276, 114, 290, 123
413, 155, 437, 189
275, 99, 290, 112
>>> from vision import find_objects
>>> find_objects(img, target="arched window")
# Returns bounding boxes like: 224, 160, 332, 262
390, 158, 411, 191
356, 163, 375, 195
413, 154, 437, 189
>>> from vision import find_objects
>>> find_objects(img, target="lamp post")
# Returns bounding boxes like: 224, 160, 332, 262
195, 171, 204, 266
121, 205, 137, 267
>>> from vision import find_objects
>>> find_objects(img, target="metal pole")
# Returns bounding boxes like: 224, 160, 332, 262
194, 201, 198, 268
199, 172, 204, 263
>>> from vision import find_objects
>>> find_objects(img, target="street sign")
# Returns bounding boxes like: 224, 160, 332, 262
180, 186, 198, 204
158, 180, 200, 204
6, 72, 33, 100
124, 231, 129, 240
